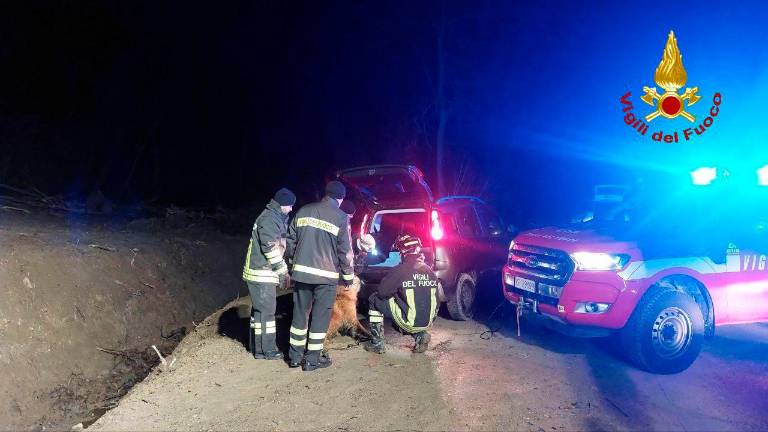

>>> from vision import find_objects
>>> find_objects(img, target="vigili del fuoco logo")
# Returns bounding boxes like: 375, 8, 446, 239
620, 31, 722, 143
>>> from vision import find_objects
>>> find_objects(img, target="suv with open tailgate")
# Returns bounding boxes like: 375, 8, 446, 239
335, 165, 509, 320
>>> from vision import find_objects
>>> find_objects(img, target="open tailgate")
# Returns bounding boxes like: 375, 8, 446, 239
335, 165, 433, 206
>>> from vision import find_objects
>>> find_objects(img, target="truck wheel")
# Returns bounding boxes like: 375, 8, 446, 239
446, 273, 476, 321
621, 287, 704, 374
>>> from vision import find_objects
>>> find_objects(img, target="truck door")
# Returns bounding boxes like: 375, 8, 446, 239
724, 225, 768, 323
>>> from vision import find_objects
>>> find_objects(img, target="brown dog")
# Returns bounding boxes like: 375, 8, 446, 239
325, 276, 371, 346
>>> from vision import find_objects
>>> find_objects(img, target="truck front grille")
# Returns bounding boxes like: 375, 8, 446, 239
508, 243, 574, 286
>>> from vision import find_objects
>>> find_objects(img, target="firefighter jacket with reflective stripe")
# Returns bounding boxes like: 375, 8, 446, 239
286, 197, 354, 285
376, 254, 438, 332
242, 199, 289, 284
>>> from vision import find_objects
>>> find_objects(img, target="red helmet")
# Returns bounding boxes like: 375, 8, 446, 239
395, 233, 422, 256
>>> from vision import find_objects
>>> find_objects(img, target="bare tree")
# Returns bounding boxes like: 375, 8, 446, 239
435, 2, 448, 197
452, 156, 489, 198
421, 2, 494, 198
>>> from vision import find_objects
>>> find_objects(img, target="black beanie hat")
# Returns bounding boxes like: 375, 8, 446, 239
273, 188, 296, 206
325, 181, 346, 200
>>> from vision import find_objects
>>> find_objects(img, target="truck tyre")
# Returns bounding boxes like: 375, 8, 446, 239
621, 287, 704, 374
446, 273, 476, 321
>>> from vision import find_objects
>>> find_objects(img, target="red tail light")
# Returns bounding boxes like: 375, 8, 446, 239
430, 210, 444, 240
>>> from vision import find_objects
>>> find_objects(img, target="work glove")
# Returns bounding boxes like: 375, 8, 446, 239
274, 262, 289, 289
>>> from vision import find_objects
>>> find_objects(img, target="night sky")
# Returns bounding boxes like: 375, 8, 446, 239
1, 1, 767, 224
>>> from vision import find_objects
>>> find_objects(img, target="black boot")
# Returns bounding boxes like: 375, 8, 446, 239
254, 348, 281, 360
412, 331, 431, 353
249, 315, 264, 359
302, 352, 332, 371
259, 327, 282, 360
256, 351, 282, 360
364, 322, 386, 354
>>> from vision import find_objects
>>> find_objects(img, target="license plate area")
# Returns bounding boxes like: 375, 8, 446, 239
514, 276, 536, 292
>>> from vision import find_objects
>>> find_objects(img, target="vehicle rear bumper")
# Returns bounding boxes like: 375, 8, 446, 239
502, 265, 639, 334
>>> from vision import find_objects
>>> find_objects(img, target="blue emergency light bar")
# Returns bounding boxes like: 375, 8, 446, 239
689, 165, 768, 186
758, 164, 768, 186
690, 167, 717, 186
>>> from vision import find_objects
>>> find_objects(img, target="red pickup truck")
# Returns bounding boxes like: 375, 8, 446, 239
503, 179, 768, 373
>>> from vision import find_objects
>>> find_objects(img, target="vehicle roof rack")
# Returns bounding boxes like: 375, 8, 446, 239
436, 195, 486, 205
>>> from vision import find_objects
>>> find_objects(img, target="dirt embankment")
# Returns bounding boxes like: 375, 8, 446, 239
0, 211, 247, 430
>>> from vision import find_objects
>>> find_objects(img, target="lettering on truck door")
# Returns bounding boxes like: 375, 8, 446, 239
724, 239, 768, 323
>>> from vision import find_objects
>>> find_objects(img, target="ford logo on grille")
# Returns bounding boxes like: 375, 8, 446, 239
523, 256, 539, 267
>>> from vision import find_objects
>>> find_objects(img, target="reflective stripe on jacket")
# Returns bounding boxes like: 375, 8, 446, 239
242, 199, 288, 284
376, 255, 438, 332
286, 197, 354, 285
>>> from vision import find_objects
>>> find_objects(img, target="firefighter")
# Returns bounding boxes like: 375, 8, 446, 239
286, 181, 354, 371
364, 233, 438, 354
242, 188, 296, 360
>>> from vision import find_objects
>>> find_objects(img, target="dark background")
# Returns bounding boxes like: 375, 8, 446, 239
0, 1, 765, 225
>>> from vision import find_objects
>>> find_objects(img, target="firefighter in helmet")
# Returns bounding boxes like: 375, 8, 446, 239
364, 233, 438, 354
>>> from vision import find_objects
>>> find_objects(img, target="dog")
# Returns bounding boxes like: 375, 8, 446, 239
325, 276, 372, 346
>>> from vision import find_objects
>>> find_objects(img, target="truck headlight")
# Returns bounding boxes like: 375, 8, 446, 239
570, 252, 630, 271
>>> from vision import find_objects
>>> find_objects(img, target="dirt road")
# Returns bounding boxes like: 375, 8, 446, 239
92, 295, 768, 431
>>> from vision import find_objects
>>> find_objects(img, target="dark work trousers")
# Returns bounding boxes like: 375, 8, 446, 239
368, 294, 395, 320
247, 281, 278, 355
288, 282, 336, 364
368, 293, 427, 338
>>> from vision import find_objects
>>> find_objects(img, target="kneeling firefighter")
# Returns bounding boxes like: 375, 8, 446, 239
242, 188, 296, 360
364, 233, 438, 354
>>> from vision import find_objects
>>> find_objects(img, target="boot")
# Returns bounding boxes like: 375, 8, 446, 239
412, 331, 431, 353
255, 351, 282, 360
249, 316, 264, 359
302, 352, 332, 371
364, 322, 386, 354
258, 328, 282, 360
